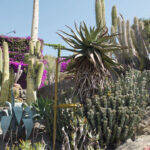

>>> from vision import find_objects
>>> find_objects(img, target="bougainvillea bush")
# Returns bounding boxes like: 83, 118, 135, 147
59, 58, 71, 72
0, 36, 47, 89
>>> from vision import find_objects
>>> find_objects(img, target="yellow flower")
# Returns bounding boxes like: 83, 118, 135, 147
108, 91, 111, 97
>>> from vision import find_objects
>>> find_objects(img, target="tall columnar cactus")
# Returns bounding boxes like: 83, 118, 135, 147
95, 0, 106, 28
0, 47, 2, 88
31, 0, 39, 46
131, 17, 150, 69
0, 42, 10, 103
111, 6, 117, 32
26, 40, 44, 104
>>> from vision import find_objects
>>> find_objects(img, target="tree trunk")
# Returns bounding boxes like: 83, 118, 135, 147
31, 0, 39, 46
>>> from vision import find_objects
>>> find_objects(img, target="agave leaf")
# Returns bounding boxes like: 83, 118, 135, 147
24, 106, 33, 118
1, 116, 12, 138
2, 109, 9, 116
22, 118, 33, 139
13, 106, 23, 125
14, 102, 23, 107
5, 101, 12, 115
32, 114, 40, 119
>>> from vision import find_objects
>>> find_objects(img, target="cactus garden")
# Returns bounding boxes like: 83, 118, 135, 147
0, 0, 150, 149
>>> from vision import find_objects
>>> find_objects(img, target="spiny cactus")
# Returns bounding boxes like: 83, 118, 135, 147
0, 47, 2, 89
111, 5, 150, 70
82, 69, 149, 149
95, 0, 106, 28
0, 42, 10, 104
111, 6, 117, 33
61, 116, 101, 150
26, 40, 44, 104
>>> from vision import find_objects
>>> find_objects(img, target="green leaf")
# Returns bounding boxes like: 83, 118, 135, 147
24, 106, 33, 118
5, 101, 12, 115
82, 22, 91, 41
1, 116, 12, 138
23, 118, 33, 139
13, 106, 23, 125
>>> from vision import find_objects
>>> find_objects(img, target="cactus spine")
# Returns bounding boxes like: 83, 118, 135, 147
26, 40, 44, 104
0, 42, 10, 103
95, 0, 106, 28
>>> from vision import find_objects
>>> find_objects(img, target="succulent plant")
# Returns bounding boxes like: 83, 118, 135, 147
0, 42, 10, 104
111, 5, 150, 70
6, 140, 46, 150
81, 69, 150, 149
95, 0, 106, 28
0, 89, 38, 140
26, 40, 44, 104
61, 116, 101, 150
32, 95, 79, 146
58, 22, 125, 101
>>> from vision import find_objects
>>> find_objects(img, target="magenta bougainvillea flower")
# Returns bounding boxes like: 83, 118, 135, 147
59, 58, 71, 72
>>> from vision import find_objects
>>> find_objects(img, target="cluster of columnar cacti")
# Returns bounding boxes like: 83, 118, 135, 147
82, 69, 149, 149
26, 40, 44, 104
111, 6, 150, 70
0, 42, 10, 104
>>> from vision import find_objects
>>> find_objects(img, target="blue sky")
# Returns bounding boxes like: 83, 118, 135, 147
0, 0, 149, 56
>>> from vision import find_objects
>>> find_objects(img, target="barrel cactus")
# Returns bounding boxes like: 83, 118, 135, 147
82, 69, 149, 149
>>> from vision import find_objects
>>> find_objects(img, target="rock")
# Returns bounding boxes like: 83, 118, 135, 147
116, 135, 150, 150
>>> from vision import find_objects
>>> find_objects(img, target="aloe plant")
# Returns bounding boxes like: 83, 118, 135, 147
58, 22, 125, 101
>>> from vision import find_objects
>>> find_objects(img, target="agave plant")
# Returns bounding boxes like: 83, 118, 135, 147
58, 22, 125, 100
